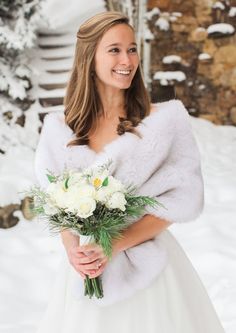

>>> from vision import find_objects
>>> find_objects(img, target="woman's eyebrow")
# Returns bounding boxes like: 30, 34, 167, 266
105, 42, 137, 48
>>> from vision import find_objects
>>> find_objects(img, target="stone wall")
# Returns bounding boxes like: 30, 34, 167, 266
147, 0, 236, 125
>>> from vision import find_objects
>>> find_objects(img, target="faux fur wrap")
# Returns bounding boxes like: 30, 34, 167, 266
35, 99, 204, 306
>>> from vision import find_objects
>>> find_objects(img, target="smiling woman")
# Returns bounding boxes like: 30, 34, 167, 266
35, 11, 225, 333
64, 11, 150, 149
95, 25, 139, 90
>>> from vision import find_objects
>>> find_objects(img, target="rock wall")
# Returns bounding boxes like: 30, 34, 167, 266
147, 0, 236, 125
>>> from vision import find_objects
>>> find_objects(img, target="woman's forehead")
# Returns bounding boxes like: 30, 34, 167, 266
99, 24, 136, 47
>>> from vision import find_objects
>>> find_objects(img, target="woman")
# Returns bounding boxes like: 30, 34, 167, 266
35, 11, 224, 333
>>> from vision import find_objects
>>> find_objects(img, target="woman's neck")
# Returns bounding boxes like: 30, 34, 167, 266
96, 83, 126, 120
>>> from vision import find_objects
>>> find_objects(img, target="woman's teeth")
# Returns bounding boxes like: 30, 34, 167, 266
113, 70, 131, 75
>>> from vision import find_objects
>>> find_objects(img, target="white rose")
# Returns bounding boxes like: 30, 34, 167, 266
105, 192, 127, 211
46, 182, 67, 208
95, 186, 111, 203
64, 185, 96, 213
107, 176, 125, 193
76, 197, 96, 218
67, 184, 96, 200
67, 172, 86, 187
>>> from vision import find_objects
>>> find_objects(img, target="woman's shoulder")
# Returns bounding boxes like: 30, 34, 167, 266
141, 99, 191, 134
150, 99, 189, 117
42, 112, 71, 133
40, 112, 73, 144
43, 111, 65, 127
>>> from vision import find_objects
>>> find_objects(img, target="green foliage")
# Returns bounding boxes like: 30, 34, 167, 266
102, 177, 109, 187
46, 174, 57, 183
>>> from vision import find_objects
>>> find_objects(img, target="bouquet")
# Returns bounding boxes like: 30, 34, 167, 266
29, 162, 163, 299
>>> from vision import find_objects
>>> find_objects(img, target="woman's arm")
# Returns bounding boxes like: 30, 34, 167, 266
112, 214, 171, 255
77, 214, 171, 279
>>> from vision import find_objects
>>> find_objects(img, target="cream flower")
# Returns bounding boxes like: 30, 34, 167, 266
67, 172, 86, 187
107, 176, 125, 193
105, 192, 127, 211
75, 197, 96, 218
95, 186, 111, 203
64, 184, 95, 208
46, 182, 67, 208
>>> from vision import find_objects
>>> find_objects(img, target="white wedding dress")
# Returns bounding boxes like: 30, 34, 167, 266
35, 100, 224, 332
36, 230, 224, 333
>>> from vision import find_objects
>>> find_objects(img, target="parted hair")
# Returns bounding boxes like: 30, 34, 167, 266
64, 11, 150, 146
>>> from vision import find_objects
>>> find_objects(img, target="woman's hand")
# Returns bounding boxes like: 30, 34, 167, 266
77, 243, 109, 279
66, 245, 88, 279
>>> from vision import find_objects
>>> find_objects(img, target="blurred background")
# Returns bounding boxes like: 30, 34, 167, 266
0, 0, 235, 332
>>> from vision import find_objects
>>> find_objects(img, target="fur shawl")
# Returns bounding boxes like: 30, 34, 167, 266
35, 99, 204, 306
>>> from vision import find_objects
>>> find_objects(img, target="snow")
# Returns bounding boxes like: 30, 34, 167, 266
198, 53, 212, 60
198, 84, 206, 90
195, 27, 206, 33
15, 64, 31, 78
145, 7, 160, 20
0, 61, 29, 100
34, 58, 73, 72
162, 55, 182, 64
155, 17, 170, 31
0, 107, 40, 205
212, 1, 225, 10
38, 45, 75, 59
38, 87, 66, 99
37, 105, 65, 114
39, 72, 69, 85
38, 34, 75, 47
228, 7, 236, 17
41, 0, 105, 29
0, 115, 235, 332
153, 71, 186, 85
207, 23, 235, 35
144, 28, 154, 40
171, 12, 182, 17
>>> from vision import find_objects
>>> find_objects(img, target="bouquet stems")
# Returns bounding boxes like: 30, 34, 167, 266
80, 235, 103, 299
84, 276, 103, 299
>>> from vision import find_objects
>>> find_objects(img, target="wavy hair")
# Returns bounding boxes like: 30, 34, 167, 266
64, 11, 150, 146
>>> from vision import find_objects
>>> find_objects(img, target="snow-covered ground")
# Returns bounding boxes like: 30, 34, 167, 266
0, 115, 235, 333
0, 1, 236, 332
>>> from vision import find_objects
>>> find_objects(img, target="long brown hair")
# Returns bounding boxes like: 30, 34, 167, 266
64, 11, 150, 146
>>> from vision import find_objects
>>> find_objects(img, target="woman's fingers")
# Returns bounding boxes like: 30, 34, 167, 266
74, 256, 107, 275
88, 262, 106, 278
79, 258, 103, 271
78, 253, 100, 264
69, 244, 109, 278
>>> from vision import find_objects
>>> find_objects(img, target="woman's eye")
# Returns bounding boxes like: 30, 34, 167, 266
129, 47, 137, 53
109, 48, 120, 53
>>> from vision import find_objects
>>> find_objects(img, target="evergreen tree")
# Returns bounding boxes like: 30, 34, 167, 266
0, 0, 44, 153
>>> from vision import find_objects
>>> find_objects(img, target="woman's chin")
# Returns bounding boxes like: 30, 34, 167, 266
112, 80, 132, 90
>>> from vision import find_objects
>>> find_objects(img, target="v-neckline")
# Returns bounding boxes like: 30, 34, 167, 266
69, 103, 162, 156
83, 132, 127, 156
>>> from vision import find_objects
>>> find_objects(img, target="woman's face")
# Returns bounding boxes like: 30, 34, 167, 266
94, 24, 139, 91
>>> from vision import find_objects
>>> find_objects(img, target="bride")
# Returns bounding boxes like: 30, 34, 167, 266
35, 11, 224, 333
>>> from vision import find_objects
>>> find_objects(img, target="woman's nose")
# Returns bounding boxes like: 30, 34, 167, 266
119, 51, 132, 66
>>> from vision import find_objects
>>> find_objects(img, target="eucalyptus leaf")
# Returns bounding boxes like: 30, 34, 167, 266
102, 177, 109, 187
64, 177, 70, 189
46, 174, 57, 183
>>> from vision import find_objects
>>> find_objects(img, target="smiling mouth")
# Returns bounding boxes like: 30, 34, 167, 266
113, 69, 132, 75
